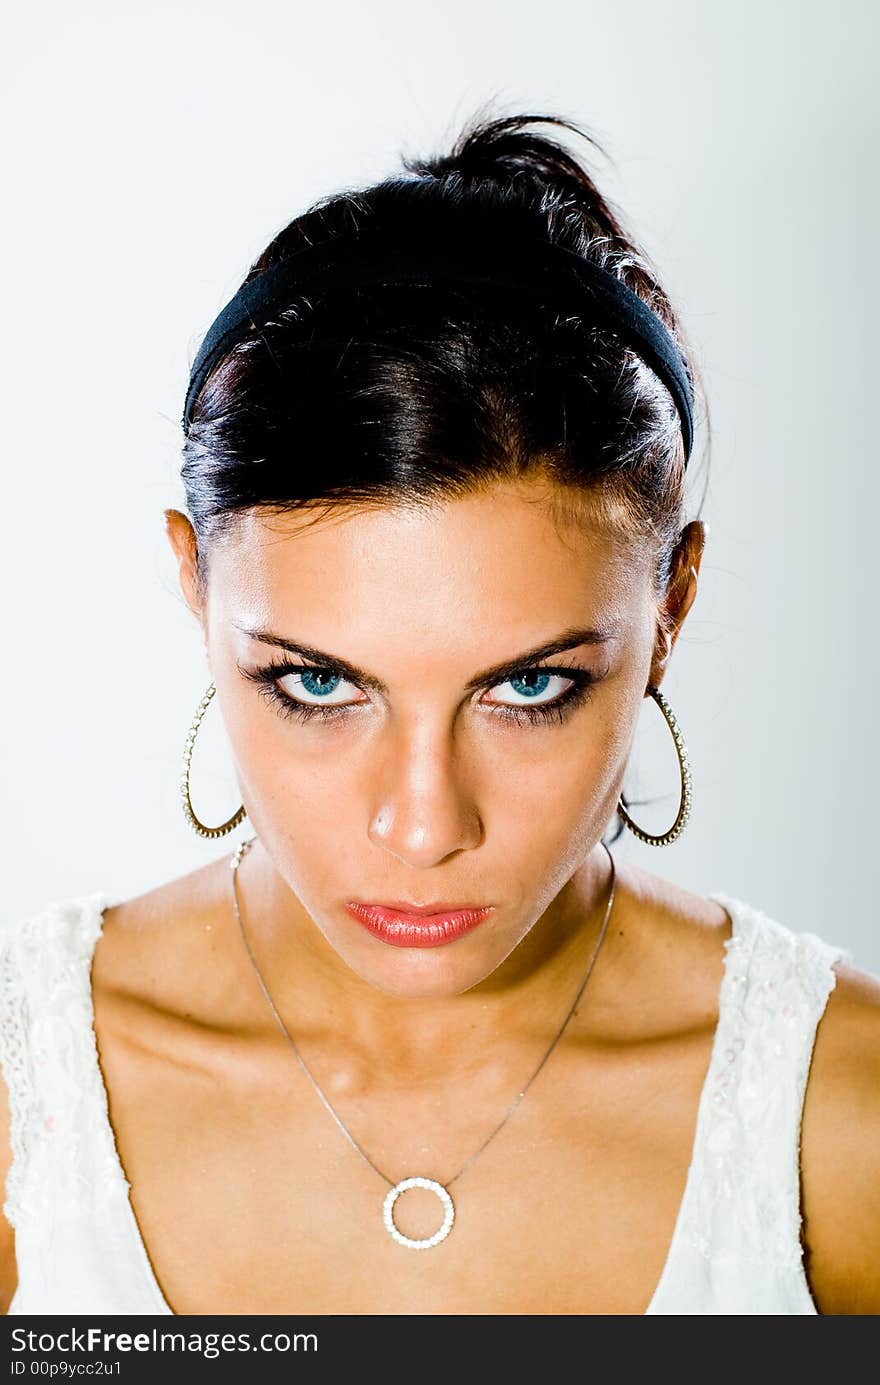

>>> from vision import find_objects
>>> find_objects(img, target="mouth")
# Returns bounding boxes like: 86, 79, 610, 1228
344, 901, 495, 949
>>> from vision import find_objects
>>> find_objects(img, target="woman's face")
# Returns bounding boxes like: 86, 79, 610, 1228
168, 476, 702, 1001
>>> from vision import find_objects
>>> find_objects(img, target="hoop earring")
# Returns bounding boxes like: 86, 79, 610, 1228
180, 682, 247, 839
617, 684, 692, 847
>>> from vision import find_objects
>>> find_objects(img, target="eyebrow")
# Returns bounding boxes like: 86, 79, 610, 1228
233, 622, 620, 696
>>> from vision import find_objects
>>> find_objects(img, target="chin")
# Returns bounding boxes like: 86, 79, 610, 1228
339, 940, 498, 1000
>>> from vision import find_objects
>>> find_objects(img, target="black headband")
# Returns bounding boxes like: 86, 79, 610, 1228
182, 230, 695, 463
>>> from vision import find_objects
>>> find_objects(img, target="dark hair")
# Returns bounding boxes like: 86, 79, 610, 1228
180, 107, 711, 843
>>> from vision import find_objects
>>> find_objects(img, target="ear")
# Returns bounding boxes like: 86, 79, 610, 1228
164, 509, 206, 629
649, 520, 708, 688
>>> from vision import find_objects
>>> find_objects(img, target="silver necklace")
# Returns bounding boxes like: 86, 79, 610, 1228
229, 834, 616, 1250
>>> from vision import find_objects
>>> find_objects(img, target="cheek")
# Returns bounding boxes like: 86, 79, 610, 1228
487, 702, 629, 821
496, 718, 629, 916
235, 738, 360, 892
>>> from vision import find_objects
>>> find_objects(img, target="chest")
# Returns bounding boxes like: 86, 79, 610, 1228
90, 1015, 715, 1315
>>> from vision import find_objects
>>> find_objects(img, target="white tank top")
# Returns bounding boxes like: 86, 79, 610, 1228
0, 887, 852, 1316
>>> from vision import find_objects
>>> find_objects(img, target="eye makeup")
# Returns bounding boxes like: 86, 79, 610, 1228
237, 654, 602, 729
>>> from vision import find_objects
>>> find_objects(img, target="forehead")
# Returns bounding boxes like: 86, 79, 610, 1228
206, 479, 650, 637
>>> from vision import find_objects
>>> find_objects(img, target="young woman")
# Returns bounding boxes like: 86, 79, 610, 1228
1, 112, 877, 1317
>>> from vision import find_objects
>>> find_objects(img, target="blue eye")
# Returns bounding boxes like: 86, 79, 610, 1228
242, 663, 366, 720
240, 659, 597, 727
288, 669, 354, 705
483, 669, 592, 726
498, 670, 565, 703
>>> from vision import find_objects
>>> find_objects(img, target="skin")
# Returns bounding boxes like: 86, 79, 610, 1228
1, 473, 878, 1314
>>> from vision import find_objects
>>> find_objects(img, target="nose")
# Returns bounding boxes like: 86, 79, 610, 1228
368, 721, 484, 868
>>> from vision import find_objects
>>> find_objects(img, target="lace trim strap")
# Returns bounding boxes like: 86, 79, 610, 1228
0, 893, 128, 1227
678, 893, 852, 1269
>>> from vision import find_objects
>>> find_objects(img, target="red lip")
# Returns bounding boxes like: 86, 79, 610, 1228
345, 901, 495, 949
355, 899, 485, 916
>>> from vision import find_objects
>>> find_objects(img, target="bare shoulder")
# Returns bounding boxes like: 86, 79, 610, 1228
95, 852, 233, 1005
612, 858, 732, 950
800, 957, 880, 1314
622, 865, 880, 1313
101, 851, 230, 937
604, 859, 733, 1034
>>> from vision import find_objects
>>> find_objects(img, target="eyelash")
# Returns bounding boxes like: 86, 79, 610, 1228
239, 657, 598, 728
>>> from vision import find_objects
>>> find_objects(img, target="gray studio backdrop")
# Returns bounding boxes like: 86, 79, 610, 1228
2, 0, 877, 973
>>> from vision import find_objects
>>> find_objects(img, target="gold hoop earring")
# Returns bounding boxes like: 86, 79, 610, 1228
180, 682, 247, 839
617, 684, 692, 847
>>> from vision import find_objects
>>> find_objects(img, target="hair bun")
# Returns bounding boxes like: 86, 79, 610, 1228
402, 111, 619, 239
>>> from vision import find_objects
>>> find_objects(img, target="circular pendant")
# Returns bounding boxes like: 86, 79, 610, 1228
382, 1177, 455, 1249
